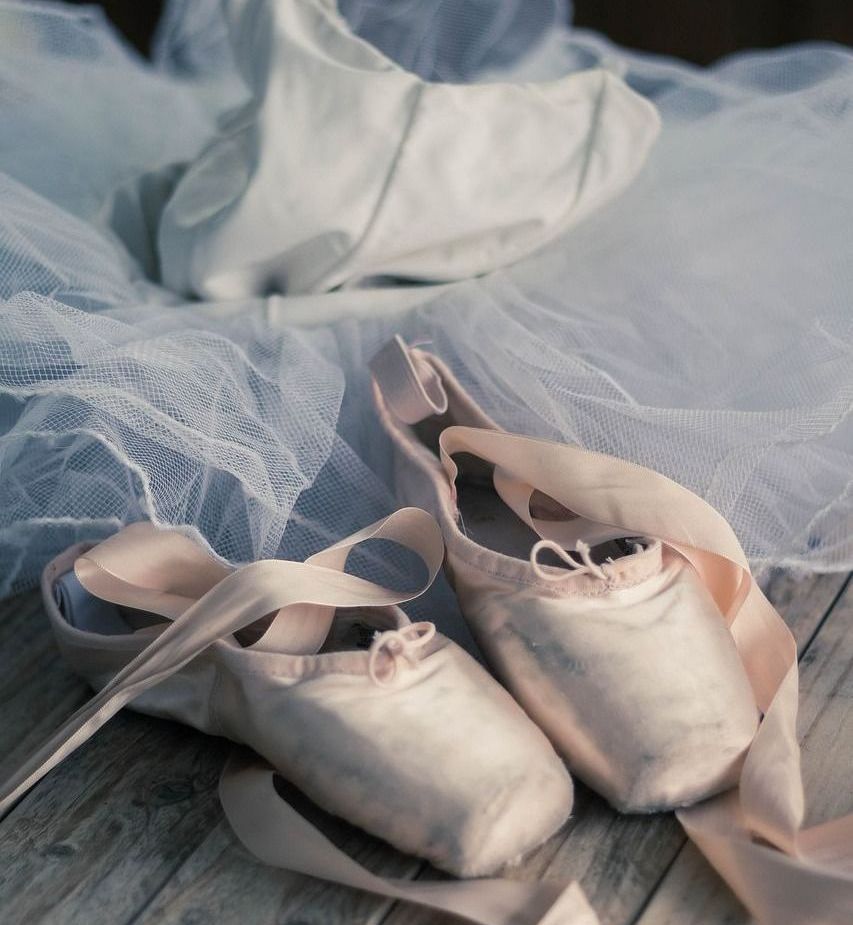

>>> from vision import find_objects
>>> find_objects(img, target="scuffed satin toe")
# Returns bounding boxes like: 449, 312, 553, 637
389, 644, 575, 877
218, 637, 574, 878
456, 546, 759, 813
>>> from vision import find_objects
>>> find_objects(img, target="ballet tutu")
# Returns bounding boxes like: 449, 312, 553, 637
0, 0, 850, 602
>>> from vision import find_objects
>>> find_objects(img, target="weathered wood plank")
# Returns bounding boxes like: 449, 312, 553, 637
635, 574, 852, 925
0, 590, 227, 924
0, 591, 89, 783
378, 571, 850, 925
135, 778, 421, 925
136, 815, 419, 925
758, 568, 847, 652
0, 571, 847, 925
0, 716, 227, 925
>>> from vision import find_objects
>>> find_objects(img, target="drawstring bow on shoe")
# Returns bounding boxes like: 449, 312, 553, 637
530, 539, 606, 582
368, 622, 436, 686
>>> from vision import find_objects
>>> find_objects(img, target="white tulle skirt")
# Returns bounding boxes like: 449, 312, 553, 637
0, 0, 851, 599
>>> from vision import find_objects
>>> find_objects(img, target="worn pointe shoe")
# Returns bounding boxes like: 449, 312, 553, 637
0, 509, 573, 881
371, 337, 760, 813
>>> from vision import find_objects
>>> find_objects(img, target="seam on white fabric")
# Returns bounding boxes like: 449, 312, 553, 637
319, 80, 426, 288
569, 70, 608, 213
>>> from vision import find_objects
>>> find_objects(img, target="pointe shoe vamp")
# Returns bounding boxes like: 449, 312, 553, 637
214, 640, 573, 877
49, 599, 572, 876
450, 551, 759, 812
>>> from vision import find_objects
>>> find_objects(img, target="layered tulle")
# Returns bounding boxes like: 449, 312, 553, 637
0, 0, 851, 599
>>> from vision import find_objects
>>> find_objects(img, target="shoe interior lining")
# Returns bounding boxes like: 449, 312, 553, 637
407, 373, 640, 567
411, 368, 492, 457
455, 470, 634, 566
54, 571, 165, 636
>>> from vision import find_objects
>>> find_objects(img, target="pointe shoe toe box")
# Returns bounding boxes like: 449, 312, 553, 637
219, 640, 573, 877
455, 553, 759, 812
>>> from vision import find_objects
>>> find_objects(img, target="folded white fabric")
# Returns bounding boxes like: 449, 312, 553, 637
158, 0, 660, 298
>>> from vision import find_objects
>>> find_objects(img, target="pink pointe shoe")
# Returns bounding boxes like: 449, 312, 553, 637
371, 342, 853, 925
371, 336, 759, 814
0, 509, 574, 884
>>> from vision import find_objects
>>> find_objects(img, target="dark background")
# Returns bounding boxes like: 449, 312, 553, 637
573, 0, 853, 64
70, 0, 853, 64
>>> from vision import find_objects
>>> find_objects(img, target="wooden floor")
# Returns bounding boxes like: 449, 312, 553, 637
0, 571, 850, 925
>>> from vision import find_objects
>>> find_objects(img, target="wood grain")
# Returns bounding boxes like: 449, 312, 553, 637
0, 569, 848, 925
136, 785, 421, 925
0, 591, 89, 784
0, 591, 227, 924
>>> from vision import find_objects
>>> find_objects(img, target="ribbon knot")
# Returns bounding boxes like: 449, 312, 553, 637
530, 538, 611, 583
367, 621, 436, 687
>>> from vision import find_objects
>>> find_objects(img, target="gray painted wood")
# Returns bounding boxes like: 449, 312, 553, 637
0, 591, 88, 784
0, 569, 848, 925
137, 819, 419, 925
0, 591, 227, 925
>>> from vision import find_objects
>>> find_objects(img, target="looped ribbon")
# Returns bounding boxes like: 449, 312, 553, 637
0, 507, 597, 925
530, 538, 610, 583
367, 621, 436, 686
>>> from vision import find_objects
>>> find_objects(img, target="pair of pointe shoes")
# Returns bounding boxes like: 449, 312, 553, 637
1, 336, 760, 889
